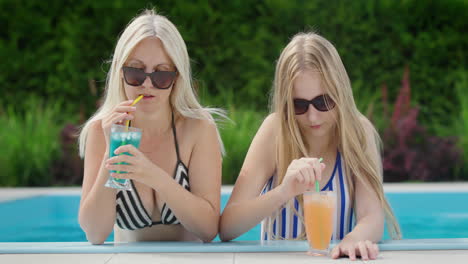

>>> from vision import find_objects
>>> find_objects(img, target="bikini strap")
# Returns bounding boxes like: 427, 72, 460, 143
171, 111, 181, 161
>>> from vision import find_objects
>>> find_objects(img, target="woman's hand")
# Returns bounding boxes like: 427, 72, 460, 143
104, 144, 162, 187
331, 237, 379, 261
101, 100, 136, 147
279, 158, 325, 199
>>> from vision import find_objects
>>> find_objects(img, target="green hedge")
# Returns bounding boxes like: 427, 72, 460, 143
1, 0, 467, 185
0, 97, 66, 186
2, 0, 467, 119
220, 108, 265, 184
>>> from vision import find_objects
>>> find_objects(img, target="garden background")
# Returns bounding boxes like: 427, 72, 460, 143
1, 0, 467, 186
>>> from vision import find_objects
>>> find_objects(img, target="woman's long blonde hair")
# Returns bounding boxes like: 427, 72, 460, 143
271, 32, 401, 239
79, 9, 225, 157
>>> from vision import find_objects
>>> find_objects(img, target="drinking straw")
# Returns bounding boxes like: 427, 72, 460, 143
315, 158, 323, 192
116, 95, 144, 174
125, 94, 144, 129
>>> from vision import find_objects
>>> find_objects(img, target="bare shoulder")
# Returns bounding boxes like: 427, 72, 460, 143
242, 112, 280, 170
263, 112, 279, 126
251, 112, 280, 153
259, 112, 280, 139
85, 119, 105, 154
176, 113, 221, 165
89, 119, 104, 136
225, 113, 279, 200
178, 113, 218, 141
178, 113, 222, 176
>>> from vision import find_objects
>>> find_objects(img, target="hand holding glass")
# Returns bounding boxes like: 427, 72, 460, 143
104, 124, 142, 190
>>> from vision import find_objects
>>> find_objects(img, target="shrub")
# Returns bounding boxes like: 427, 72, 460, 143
220, 108, 266, 184
50, 123, 83, 185
382, 66, 462, 182
454, 71, 468, 179
0, 97, 68, 186
431, 69, 468, 180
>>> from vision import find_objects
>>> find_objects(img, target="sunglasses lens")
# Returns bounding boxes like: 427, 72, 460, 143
313, 95, 335, 112
123, 67, 145, 86
293, 99, 309, 115
152, 71, 176, 89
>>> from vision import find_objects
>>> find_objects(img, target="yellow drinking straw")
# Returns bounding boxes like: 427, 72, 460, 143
315, 158, 323, 192
125, 94, 144, 129
116, 94, 144, 174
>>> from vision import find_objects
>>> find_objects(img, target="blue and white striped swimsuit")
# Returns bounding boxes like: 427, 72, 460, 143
260, 152, 354, 241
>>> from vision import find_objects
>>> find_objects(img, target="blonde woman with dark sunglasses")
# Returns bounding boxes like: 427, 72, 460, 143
78, 9, 224, 244
220, 32, 401, 261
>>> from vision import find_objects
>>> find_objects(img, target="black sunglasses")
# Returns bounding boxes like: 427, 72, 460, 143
122, 66, 177, 89
293, 94, 336, 115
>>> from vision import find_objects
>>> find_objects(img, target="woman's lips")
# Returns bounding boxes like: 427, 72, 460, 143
310, 125, 321, 129
139, 94, 155, 100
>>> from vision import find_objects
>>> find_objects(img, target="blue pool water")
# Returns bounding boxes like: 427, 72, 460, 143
0, 192, 467, 242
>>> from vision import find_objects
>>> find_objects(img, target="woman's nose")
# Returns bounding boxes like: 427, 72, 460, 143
141, 75, 153, 88
306, 106, 320, 122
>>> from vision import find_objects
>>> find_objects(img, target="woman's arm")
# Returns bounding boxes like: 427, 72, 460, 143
330, 176, 384, 260
346, 179, 385, 242
331, 117, 384, 260
78, 121, 118, 245
348, 117, 385, 242
219, 114, 289, 241
154, 118, 222, 242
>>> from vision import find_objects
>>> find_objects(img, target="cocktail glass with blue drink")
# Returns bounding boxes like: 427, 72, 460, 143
105, 124, 142, 190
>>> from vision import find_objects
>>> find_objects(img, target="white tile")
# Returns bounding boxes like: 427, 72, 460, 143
377, 250, 468, 264
0, 187, 81, 202
107, 253, 234, 264
234, 252, 357, 264
2, 251, 467, 264
0, 254, 113, 264
234, 250, 468, 264
383, 182, 468, 192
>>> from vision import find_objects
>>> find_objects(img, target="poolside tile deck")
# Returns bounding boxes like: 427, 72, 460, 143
2, 251, 468, 264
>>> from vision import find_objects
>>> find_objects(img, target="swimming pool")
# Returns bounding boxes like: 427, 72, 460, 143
0, 191, 467, 242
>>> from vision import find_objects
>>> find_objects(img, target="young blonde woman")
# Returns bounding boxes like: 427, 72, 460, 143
78, 9, 223, 244
219, 32, 401, 260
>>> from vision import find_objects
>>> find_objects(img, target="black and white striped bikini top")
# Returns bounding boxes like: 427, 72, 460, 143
115, 112, 190, 230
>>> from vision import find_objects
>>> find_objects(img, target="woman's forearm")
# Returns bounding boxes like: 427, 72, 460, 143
219, 186, 290, 241
344, 213, 384, 243
79, 152, 117, 244
149, 173, 220, 242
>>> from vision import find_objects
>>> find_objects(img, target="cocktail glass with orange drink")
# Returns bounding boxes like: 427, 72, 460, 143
303, 191, 336, 256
